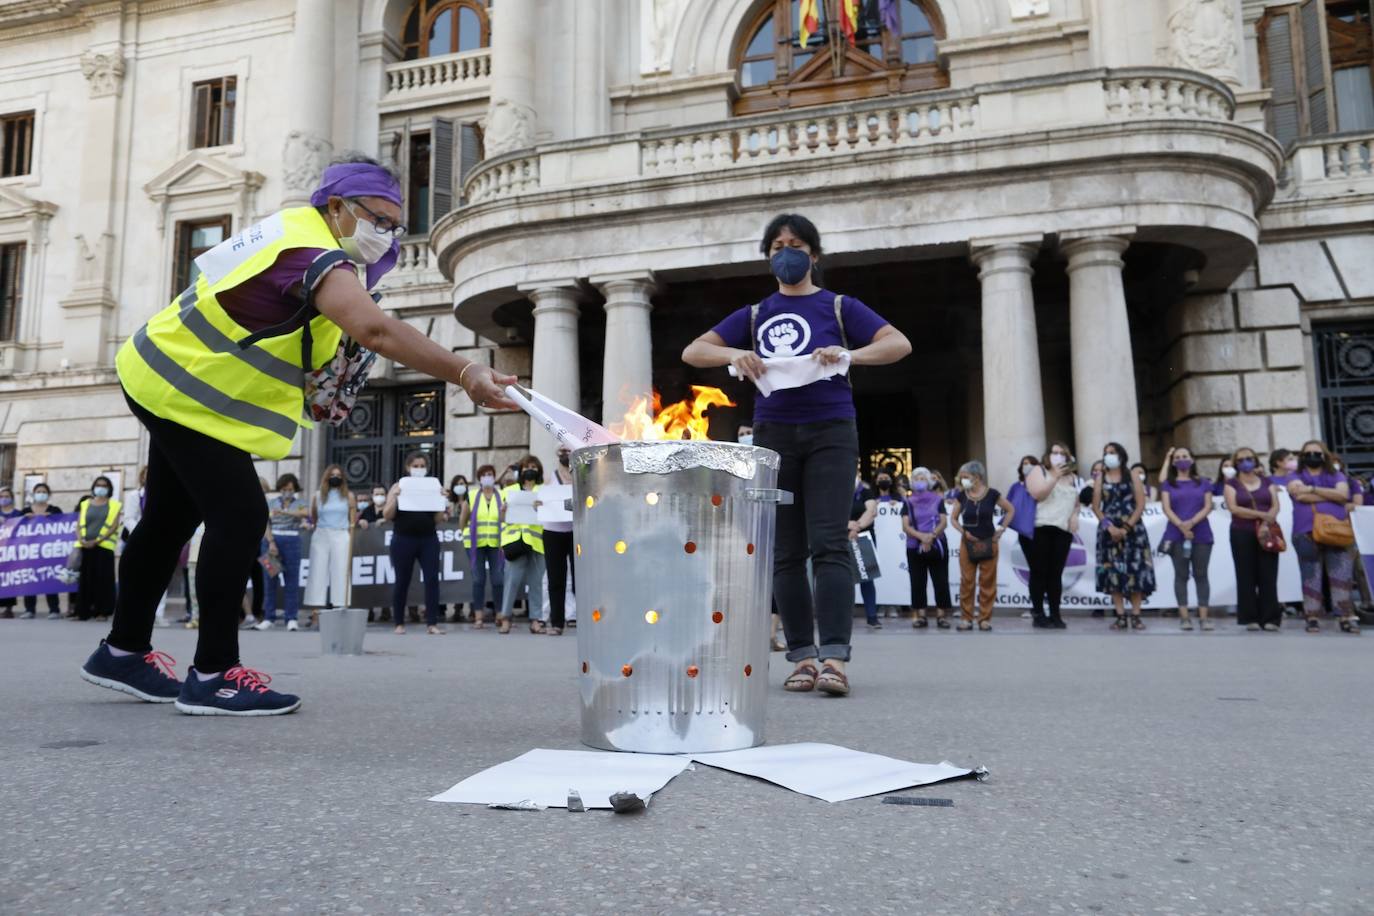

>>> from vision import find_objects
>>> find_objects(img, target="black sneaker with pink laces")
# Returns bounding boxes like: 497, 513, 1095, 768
80, 641, 182, 703
175, 665, 301, 716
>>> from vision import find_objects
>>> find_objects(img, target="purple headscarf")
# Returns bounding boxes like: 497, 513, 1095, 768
309, 162, 404, 289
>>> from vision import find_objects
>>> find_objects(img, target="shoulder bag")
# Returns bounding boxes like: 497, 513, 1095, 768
1312, 509, 1354, 548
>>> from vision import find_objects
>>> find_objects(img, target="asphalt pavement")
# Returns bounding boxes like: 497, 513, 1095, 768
2, 613, 1370, 915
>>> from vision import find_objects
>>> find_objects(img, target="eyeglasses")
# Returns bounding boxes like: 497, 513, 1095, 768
345, 199, 407, 238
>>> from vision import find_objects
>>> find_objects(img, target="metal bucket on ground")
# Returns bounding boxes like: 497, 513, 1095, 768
319, 608, 367, 655
571, 441, 789, 754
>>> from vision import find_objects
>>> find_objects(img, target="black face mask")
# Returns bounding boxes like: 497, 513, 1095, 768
876, 479, 892, 490
558, 454, 570, 467
328, 476, 343, 487
1302, 452, 1325, 469
521, 469, 541, 483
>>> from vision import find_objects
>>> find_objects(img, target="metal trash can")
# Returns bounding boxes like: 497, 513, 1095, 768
319, 608, 367, 656
571, 441, 789, 753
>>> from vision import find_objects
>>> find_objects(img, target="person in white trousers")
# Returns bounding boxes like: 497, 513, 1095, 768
302, 465, 357, 629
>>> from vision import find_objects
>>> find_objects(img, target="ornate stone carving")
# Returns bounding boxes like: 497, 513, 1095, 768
640, 0, 688, 75
484, 99, 535, 156
1168, 0, 1240, 86
282, 129, 333, 195
1009, 0, 1050, 19
80, 49, 125, 98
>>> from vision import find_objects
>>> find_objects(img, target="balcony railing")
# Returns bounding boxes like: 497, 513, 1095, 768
1282, 131, 1374, 193
383, 49, 491, 105
461, 68, 1238, 207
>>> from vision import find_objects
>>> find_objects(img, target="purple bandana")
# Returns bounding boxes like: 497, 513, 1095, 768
309, 162, 404, 289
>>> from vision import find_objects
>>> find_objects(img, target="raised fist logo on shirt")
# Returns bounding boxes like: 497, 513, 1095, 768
757, 313, 812, 358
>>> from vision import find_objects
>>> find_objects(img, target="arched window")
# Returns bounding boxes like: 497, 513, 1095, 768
734, 0, 947, 115
402, 0, 490, 60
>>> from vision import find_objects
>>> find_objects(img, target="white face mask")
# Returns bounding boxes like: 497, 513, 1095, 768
372, 495, 386, 507
1049, 453, 1067, 468
738, 434, 754, 446
1021, 465, 1035, 477
454, 485, 468, 497
960, 477, 973, 490
335, 201, 393, 265
480, 475, 495, 488
1103, 454, 1121, 470
357, 500, 370, 510
409, 467, 427, 478
1222, 466, 1237, 479
93, 486, 110, 498
34, 493, 49, 503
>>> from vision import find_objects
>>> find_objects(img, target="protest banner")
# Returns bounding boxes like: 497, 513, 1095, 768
292, 522, 472, 607
0, 513, 79, 599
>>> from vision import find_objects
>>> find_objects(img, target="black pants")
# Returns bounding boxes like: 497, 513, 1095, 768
74, 548, 116, 619
754, 418, 859, 663
1231, 527, 1279, 626
1028, 526, 1074, 621
108, 390, 266, 672
907, 544, 950, 611
390, 532, 440, 626
544, 529, 575, 629
24, 592, 60, 615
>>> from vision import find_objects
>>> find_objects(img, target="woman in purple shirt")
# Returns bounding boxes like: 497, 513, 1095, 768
1224, 446, 1281, 631
1158, 446, 1215, 631
683, 214, 912, 696
903, 467, 951, 628
1286, 440, 1358, 634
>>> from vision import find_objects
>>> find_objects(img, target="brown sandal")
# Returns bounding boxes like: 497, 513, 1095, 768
783, 662, 818, 692
497, 618, 511, 634
530, 620, 546, 635
471, 611, 485, 630
816, 664, 850, 696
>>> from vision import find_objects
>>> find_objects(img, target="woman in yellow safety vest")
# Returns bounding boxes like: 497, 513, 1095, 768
72, 475, 123, 622
468, 464, 504, 629
78, 156, 517, 716
497, 454, 546, 635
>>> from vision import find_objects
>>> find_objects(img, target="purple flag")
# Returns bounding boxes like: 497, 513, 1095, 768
0, 513, 79, 598
880, 0, 900, 33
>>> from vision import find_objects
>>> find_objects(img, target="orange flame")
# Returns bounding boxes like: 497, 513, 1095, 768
609, 386, 736, 441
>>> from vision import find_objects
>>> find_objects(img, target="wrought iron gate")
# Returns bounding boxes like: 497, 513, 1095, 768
1314, 323, 1374, 476
325, 384, 445, 490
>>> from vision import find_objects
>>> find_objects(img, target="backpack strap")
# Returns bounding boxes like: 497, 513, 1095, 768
833, 293, 852, 387
749, 303, 760, 355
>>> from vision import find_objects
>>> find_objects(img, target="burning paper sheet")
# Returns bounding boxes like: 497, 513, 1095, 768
429, 749, 693, 809
504, 385, 620, 450
689, 742, 979, 803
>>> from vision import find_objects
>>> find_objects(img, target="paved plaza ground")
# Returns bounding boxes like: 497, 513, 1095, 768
1, 613, 1371, 915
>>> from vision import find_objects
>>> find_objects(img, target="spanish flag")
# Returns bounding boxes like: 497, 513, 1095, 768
799, 0, 821, 49
839, 0, 860, 46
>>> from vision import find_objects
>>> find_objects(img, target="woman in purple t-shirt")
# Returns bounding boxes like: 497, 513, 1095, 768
682, 214, 912, 696
1224, 446, 1282, 631
1158, 446, 1215, 631
903, 467, 951, 628
1286, 440, 1358, 634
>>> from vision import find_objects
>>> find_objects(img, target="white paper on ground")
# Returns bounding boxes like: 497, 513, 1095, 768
429, 749, 692, 809
536, 484, 573, 524
727, 352, 851, 397
397, 476, 447, 512
689, 742, 975, 803
504, 490, 539, 525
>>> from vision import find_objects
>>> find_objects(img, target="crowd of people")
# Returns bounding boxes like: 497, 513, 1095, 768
849, 438, 1366, 636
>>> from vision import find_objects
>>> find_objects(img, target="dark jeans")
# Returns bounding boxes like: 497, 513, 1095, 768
1164, 539, 1212, 608
907, 543, 951, 611
1231, 526, 1279, 627
262, 535, 301, 622
1028, 526, 1074, 620
391, 532, 440, 626
109, 390, 266, 673
754, 418, 859, 663
859, 578, 877, 624
24, 592, 60, 615
544, 529, 575, 629
470, 545, 504, 611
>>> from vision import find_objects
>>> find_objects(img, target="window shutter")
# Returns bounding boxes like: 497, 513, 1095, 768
1265, 9, 1302, 146
192, 82, 211, 147
396, 122, 411, 229
430, 117, 454, 225
458, 122, 483, 203
1300, 0, 1335, 135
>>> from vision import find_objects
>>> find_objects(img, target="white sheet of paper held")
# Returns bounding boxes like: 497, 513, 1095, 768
504, 490, 539, 525
536, 485, 573, 525
397, 476, 447, 512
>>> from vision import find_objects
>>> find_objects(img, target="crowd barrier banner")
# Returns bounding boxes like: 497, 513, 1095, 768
296, 522, 472, 607
1350, 506, 1374, 590
0, 513, 79, 598
858, 494, 1303, 609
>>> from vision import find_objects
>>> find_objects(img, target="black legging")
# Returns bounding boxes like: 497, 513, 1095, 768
1028, 525, 1073, 621
109, 390, 266, 672
390, 532, 440, 626
907, 544, 950, 611
544, 529, 575, 629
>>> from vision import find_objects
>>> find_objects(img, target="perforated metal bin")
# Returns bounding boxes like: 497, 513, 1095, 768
571, 441, 789, 754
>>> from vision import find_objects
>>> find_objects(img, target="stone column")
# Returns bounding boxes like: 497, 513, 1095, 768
572, 0, 608, 138
522, 283, 583, 468
59, 45, 125, 367
281, 0, 336, 206
593, 272, 655, 419
971, 238, 1046, 490
486, 0, 538, 156
1064, 234, 1140, 466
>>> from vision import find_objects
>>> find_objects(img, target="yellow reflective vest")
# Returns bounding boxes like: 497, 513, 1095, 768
116, 207, 350, 460
499, 484, 544, 555
469, 489, 503, 549
74, 498, 122, 551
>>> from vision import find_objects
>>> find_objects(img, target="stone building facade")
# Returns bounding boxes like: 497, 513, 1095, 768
0, 0, 1370, 505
